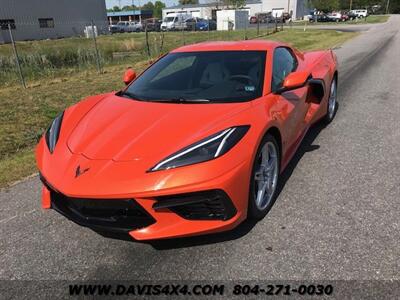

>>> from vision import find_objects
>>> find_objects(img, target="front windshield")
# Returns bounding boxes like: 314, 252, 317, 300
123, 51, 266, 103
164, 17, 175, 22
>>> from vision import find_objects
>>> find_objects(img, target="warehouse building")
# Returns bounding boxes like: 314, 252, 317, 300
162, 0, 307, 20
0, 0, 108, 44
107, 10, 153, 24
162, 0, 261, 20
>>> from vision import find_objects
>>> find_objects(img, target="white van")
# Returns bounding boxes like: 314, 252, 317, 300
161, 13, 191, 31
350, 9, 368, 18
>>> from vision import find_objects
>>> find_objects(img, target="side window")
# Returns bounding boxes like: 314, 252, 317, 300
39, 18, 54, 28
271, 47, 297, 92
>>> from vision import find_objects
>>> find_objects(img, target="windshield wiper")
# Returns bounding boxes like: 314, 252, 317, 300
118, 92, 210, 103
153, 98, 211, 103
118, 91, 146, 101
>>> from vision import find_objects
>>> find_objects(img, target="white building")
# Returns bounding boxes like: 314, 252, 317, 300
216, 10, 249, 30
264, 0, 307, 19
162, 0, 307, 21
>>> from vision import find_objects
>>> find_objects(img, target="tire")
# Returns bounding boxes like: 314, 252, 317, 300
323, 76, 338, 124
248, 134, 280, 220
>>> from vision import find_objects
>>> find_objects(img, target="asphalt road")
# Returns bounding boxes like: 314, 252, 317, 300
1, 15, 399, 297
249, 21, 375, 32
295, 20, 380, 32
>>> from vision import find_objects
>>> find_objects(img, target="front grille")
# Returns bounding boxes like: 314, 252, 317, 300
153, 190, 237, 221
50, 191, 156, 232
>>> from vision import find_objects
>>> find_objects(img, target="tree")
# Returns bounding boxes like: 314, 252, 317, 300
311, 0, 340, 11
335, 0, 397, 12
229, 0, 245, 8
179, 0, 198, 5
142, 1, 155, 10
112, 5, 121, 12
390, 0, 400, 13
154, 1, 166, 19
310, 0, 399, 13
121, 5, 137, 11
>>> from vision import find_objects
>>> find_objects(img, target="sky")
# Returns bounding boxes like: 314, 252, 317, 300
105, 0, 178, 9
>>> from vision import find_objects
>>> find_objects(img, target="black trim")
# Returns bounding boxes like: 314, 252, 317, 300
45, 111, 64, 153
153, 189, 237, 221
40, 176, 156, 233
307, 78, 325, 103
50, 191, 156, 232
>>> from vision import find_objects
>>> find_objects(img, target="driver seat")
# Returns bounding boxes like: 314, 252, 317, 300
199, 62, 230, 87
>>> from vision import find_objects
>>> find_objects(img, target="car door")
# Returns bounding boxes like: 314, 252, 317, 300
271, 47, 310, 150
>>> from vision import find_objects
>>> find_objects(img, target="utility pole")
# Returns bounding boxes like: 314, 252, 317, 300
91, 20, 102, 74
8, 23, 26, 89
385, 0, 390, 14
132, 0, 135, 21
287, 0, 290, 14
138, 0, 142, 22
349, 0, 353, 11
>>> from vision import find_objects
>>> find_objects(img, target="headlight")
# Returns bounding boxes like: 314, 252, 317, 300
45, 111, 64, 153
149, 126, 250, 172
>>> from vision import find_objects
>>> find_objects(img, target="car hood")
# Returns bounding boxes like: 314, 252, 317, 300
67, 94, 251, 162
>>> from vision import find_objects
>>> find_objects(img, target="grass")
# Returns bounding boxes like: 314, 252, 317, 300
263, 29, 358, 50
0, 29, 276, 86
0, 28, 358, 188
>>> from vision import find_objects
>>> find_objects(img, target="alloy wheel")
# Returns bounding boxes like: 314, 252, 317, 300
254, 141, 279, 210
328, 79, 337, 120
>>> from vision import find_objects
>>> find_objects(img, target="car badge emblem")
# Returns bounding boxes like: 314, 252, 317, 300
75, 165, 90, 178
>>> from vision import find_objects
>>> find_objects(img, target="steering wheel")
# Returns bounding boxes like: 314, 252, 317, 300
229, 75, 256, 86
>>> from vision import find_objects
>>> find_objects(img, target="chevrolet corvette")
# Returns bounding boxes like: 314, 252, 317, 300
36, 40, 338, 240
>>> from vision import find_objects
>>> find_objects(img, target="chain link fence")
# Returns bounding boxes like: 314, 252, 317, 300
0, 17, 289, 89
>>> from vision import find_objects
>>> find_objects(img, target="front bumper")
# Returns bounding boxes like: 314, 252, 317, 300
39, 158, 249, 240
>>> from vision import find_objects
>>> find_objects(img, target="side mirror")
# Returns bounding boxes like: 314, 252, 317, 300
123, 68, 136, 85
276, 71, 311, 94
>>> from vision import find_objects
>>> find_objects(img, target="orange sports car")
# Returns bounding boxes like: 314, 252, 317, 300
36, 41, 338, 240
